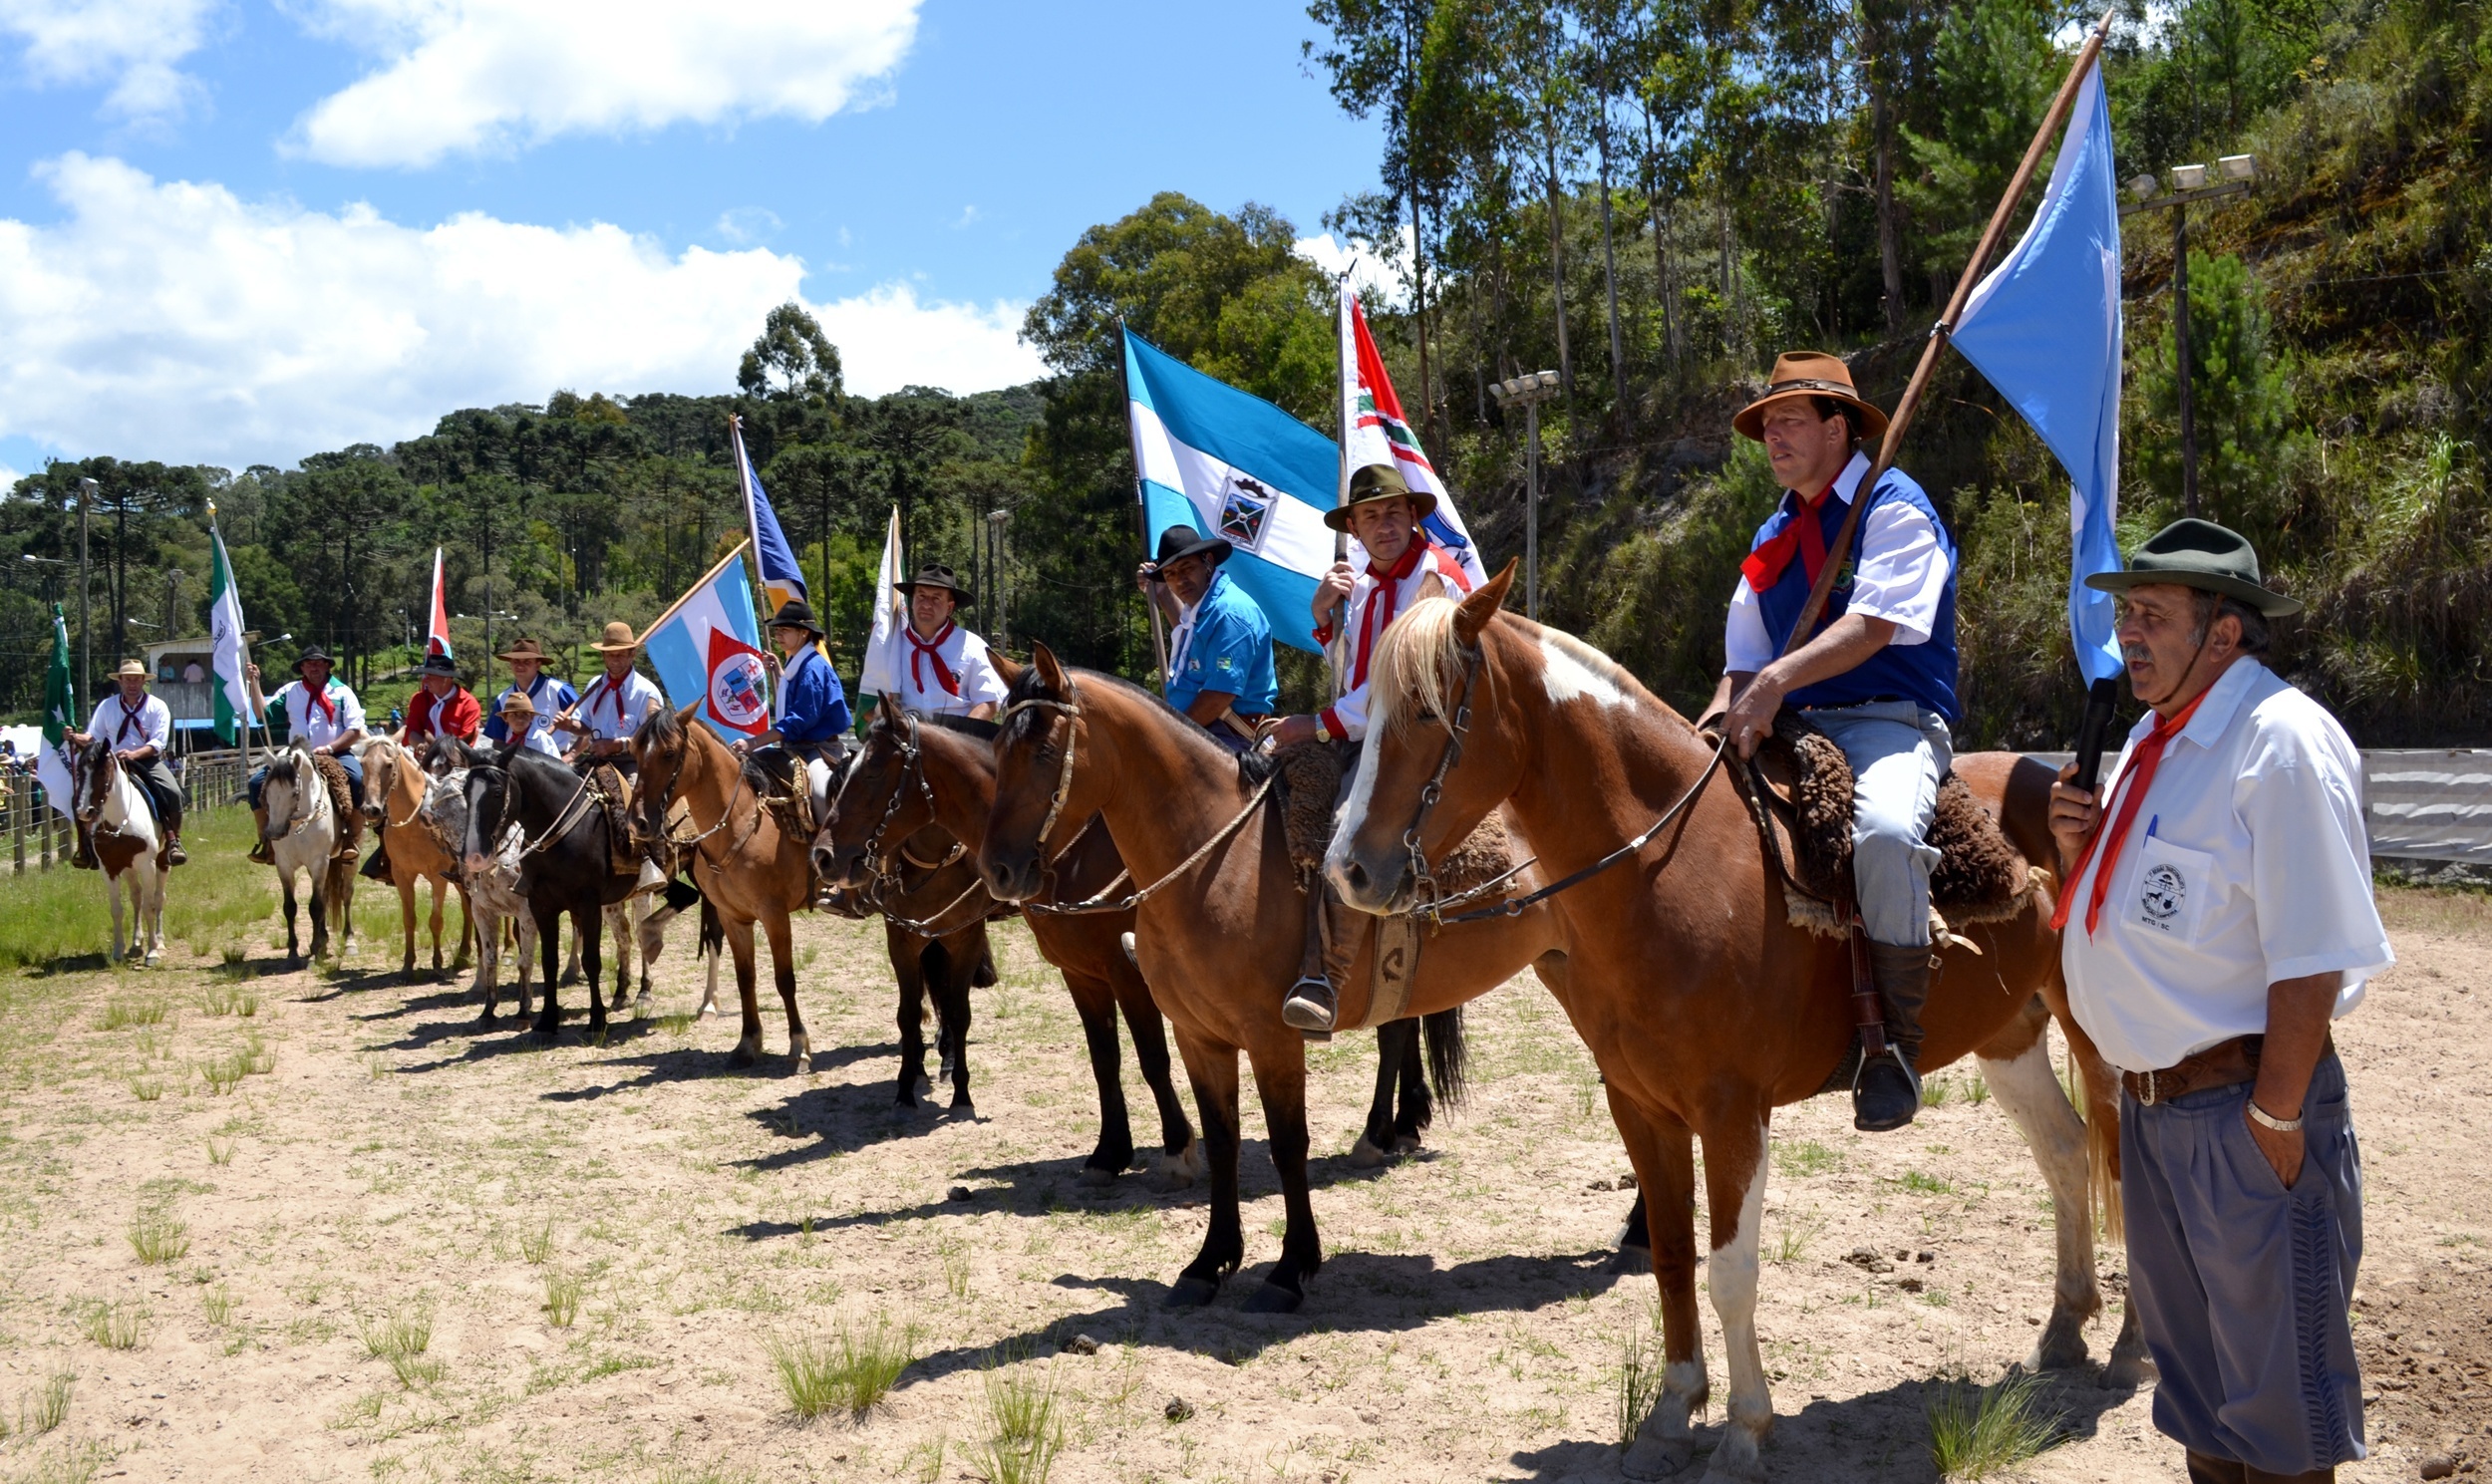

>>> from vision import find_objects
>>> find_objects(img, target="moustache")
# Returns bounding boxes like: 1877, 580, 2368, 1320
2120, 642, 2155, 665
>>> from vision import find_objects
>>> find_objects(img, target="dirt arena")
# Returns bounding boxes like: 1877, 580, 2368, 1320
0, 880, 2483, 1483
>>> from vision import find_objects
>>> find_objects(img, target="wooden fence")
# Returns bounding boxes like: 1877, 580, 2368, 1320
0, 745, 256, 876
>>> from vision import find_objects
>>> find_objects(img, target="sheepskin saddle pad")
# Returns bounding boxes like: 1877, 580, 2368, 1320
1266, 740, 1517, 901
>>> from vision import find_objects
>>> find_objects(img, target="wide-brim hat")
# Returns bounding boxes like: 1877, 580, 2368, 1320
293, 646, 334, 674
420, 652, 460, 676
496, 691, 537, 724
494, 637, 547, 664
115, 659, 148, 679
1732, 350, 1892, 444
1144, 523, 1232, 579
1322, 461, 1440, 533
896, 564, 973, 607
766, 600, 825, 639
590, 621, 640, 653
2083, 517, 2304, 617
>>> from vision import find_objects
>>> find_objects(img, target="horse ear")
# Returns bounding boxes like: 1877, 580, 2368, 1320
1454, 560, 1519, 647
990, 652, 1024, 688
875, 693, 902, 721
1032, 641, 1068, 695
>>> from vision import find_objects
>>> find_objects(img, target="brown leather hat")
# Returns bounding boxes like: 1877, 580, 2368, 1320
590, 621, 640, 654
494, 637, 548, 665
1322, 461, 1439, 533
1731, 350, 1891, 444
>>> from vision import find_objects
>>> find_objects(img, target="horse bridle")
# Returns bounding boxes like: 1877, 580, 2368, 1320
640, 732, 760, 866
265, 754, 327, 844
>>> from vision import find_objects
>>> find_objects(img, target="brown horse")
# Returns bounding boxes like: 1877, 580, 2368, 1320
1325, 569, 2141, 1480
364, 738, 474, 980
814, 804, 999, 1114
632, 706, 814, 1071
978, 653, 1568, 1313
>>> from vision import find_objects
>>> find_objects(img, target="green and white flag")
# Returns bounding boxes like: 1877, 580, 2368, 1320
35, 604, 75, 817
207, 515, 251, 744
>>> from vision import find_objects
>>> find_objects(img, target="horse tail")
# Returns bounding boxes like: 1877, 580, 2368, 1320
1421, 1005, 1468, 1111
698, 896, 723, 959
971, 944, 999, 989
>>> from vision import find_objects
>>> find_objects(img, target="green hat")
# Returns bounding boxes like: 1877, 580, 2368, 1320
2083, 517, 2303, 617
1323, 461, 1439, 533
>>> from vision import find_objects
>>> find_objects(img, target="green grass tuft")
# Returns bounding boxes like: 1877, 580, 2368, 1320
11, 1370, 75, 1437
128, 1075, 164, 1102
1926, 1370, 2063, 1480
768, 1313, 921, 1421
542, 1270, 583, 1329
101, 996, 169, 1031
206, 1135, 235, 1166
201, 1286, 233, 1327
974, 1362, 1065, 1484
519, 1220, 553, 1266
80, 1300, 147, 1350
128, 1206, 190, 1265
1615, 1324, 1666, 1445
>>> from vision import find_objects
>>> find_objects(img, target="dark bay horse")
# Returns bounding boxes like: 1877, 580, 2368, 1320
1326, 569, 2140, 1480
460, 742, 641, 1042
978, 653, 1567, 1314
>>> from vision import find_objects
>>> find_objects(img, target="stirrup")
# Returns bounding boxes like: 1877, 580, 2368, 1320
631, 859, 668, 896
1851, 1045, 1923, 1132
1282, 976, 1338, 1039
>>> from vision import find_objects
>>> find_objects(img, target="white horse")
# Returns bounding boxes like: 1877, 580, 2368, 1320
259, 739, 358, 967
67, 737, 169, 966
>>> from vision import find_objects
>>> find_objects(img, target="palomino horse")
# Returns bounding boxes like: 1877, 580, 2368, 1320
1325, 570, 2141, 1481
632, 706, 815, 1071
260, 740, 361, 967
459, 742, 639, 1041
67, 735, 170, 966
978, 654, 1568, 1313
814, 704, 1200, 1181
365, 738, 473, 980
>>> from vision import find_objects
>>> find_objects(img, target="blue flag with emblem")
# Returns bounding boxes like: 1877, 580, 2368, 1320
1951, 59, 2125, 685
730, 415, 808, 620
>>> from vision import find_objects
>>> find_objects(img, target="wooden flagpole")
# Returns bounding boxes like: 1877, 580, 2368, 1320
1116, 320, 1172, 686
642, 540, 754, 644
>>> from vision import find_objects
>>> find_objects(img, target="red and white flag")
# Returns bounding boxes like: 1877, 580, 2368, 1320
1341, 292, 1487, 587
426, 547, 454, 659
703, 626, 773, 737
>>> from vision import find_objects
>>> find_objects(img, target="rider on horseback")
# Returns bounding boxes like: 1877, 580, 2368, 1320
560, 622, 665, 777
244, 647, 369, 866
67, 659, 186, 868
745, 601, 853, 826
1137, 524, 1277, 752
1705, 352, 1961, 1133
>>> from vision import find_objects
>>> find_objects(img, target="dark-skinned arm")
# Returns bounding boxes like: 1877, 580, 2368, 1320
2247, 970, 2341, 1189
1182, 690, 1238, 727
1716, 613, 1900, 756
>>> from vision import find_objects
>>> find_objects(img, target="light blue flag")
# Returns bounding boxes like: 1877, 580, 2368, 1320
1125, 330, 1339, 654
1952, 60, 2126, 684
643, 544, 775, 742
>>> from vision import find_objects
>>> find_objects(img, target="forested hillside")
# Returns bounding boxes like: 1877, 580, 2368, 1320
5, 0, 2483, 745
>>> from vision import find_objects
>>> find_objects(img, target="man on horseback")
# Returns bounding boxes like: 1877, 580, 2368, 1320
1137, 524, 1276, 751
1705, 351, 1959, 1133
483, 638, 575, 756
888, 565, 1008, 721
67, 659, 186, 868
401, 653, 479, 758
1270, 462, 1475, 1033
558, 622, 664, 775
746, 601, 852, 823
243, 647, 369, 865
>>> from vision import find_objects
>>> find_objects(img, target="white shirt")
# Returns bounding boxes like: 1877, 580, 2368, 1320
1317, 539, 1473, 742
1723, 451, 1953, 674
2061, 657, 2393, 1073
88, 693, 170, 753
273, 679, 366, 751
892, 623, 1009, 717
574, 668, 665, 743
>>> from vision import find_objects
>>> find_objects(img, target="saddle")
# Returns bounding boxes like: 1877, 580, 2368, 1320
741, 749, 814, 842
583, 762, 641, 877
309, 751, 364, 859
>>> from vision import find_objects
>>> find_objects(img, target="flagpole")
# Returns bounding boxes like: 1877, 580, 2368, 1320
1116, 321, 1170, 686
1328, 276, 1357, 701
644, 540, 755, 643
1778, 3, 2120, 657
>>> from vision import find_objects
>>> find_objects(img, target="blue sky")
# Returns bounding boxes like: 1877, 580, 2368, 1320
0, 0, 1387, 475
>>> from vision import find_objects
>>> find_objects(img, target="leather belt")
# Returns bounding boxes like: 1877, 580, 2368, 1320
2123, 1032, 2335, 1106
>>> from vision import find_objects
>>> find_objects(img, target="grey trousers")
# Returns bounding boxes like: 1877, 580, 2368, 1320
1805, 701, 1953, 947
2123, 1053, 2366, 1475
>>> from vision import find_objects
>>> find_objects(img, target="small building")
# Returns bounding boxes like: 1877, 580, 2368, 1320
140, 638, 269, 750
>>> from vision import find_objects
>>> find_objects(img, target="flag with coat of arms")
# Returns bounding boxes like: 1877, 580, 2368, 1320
642, 542, 775, 741
1340, 291, 1486, 588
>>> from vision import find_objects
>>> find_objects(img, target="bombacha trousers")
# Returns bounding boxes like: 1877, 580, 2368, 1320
1801, 700, 1953, 948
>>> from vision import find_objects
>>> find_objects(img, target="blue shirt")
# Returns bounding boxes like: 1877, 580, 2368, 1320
1167, 570, 1278, 717
775, 645, 852, 748
482, 673, 579, 753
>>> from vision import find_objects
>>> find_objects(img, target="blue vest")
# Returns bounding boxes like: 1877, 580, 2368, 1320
1748, 468, 1961, 725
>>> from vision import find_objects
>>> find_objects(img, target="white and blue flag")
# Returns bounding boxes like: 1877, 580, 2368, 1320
1952, 59, 2125, 684
643, 543, 775, 741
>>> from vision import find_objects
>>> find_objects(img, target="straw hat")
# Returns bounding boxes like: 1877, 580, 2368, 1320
496, 690, 537, 726
1731, 350, 1891, 444
590, 621, 640, 654
1322, 462, 1439, 533
115, 659, 149, 679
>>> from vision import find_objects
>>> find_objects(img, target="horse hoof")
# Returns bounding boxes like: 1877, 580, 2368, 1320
1622, 1436, 1695, 1480
947, 1096, 975, 1115
478, 1007, 497, 1025
791, 1055, 813, 1076
1611, 1242, 1654, 1276
1077, 1165, 1118, 1189
1347, 1137, 1390, 1169
728, 1045, 760, 1069
2102, 1350, 2158, 1390
1393, 1134, 1422, 1156
1242, 1282, 1303, 1315
1163, 1277, 1220, 1309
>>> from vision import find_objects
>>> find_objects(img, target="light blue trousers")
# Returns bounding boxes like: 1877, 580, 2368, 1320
1804, 701, 1953, 948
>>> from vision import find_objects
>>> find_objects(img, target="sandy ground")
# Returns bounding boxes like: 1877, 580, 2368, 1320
0, 884, 2483, 1484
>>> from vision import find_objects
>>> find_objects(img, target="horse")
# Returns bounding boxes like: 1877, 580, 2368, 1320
813, 703, 1207, 1180
365, 738, 474, 980
459, 742, 641, 1040
66, 736, 170, 966
978, 651, 1568, 1314
259, 739, 362, 968
631, 707, 816, 1071
1323, 568, 2143, 1481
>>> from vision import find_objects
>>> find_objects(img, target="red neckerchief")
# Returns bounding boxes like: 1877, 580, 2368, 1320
908, 621, 961, 698
1740, 480, 1841, 593
1350, 539, 1429, 689
2051, 686, 2214, 936
302, 680, 337, 725
588, 672, 627, 724
116, 695, 149, 744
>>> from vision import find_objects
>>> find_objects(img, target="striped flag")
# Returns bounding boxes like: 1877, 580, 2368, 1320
642, 542, 774, 741
425, 547, 453, 660
1341, 292, 1486, 588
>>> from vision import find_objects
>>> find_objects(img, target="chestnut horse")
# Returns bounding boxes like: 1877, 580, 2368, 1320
632, 706, 814, 1071
1325, 569, 2141, 1481
364, 738, 474, 980
978, 653, 1568, 1314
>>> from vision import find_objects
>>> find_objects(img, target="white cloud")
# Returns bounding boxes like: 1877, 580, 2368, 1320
0, 0, 220, 120
713, 206, 781, 245
0, 462, 22, 492
287, 0, 918, 167
1295, 229, 1413, 310
0, 153, 1046, 468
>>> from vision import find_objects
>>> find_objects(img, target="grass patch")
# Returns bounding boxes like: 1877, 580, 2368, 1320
128, 1075, 164, 1102
1926, 1370, 2063, 1480
1768, 1212, 1825, 1265
1615, 1325, 1666, 1445
974, 1362, 1065, 1484
101, 996, 169, 1031
1896, 1169, 1955, 1196
199, 985, 258, 1017
768, 1312, 921, 1421
11, 1370, 74, 1436
206, 1135, 235, 1166
0, 807, 269, 970
128, 1206, 190, 1265
199, 1053, 246, 1094
542, 1270, 583, 1329
81, 1300, 147, 1350
202, 1285, 233, 1326
519, 1220, 553, 1266
1772, 1139, 1841, 1179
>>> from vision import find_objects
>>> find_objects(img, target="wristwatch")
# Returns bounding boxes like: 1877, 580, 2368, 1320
2246, 1098, 2304, 1133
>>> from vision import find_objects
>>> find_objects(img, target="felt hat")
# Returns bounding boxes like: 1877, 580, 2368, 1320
496, 690, 537, 726
293, 646, 335, 675
1322, 461, 1439, 533
766, 600, 825, 639
2082, 517, 2303, 617
895, 564, 973, 607
419, 652, 460, 677
494, 637, 547, 665
590, 621, 641, 653
1143, 523, 1232, 580
1731, 350, 1892, 444
115, 659, 148, 679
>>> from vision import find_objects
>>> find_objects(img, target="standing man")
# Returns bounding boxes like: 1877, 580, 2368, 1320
1136, 524, 1277, 750
889, 564, 1008, 721
2050, 519, 2386, 1484
243, 646, 368, 864
68, 659, 186, 867
1702, 351, 1959, 1132
400, 652, 480, 758
559, 622, 664, 774
481, 638, 575, 757
747, 601, 853, 818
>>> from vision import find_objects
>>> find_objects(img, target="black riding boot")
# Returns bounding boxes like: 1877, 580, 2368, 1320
1281, 885, 1338, 1038
361, 827, 394, 883
1852, 940, 1931, 1132
248, 805, 273, 865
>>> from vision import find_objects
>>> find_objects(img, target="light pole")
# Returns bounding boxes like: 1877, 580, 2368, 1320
2122, 153, 2257, 519
77, 476, 95, 703
987, 508, 1012, 652
1488, 370, 1562, 620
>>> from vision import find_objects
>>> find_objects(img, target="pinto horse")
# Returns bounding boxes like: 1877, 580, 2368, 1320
1324, 568, 2141, 1481
66, 736, 170, 966
260, 740, 359, 967
978, 652, 1567, 1314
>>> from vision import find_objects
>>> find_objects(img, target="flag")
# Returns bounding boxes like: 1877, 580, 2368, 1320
1952, 59, 2125, 685
856, 506, 908, 699
207, 513, 253, 744
36, 605, 75, 818
1341, 292, 1488, 588
642, 542, 775, 740
731, 416, 808, 620
426, 547, 453, 659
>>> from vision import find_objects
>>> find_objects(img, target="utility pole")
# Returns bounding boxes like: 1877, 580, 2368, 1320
77, 476, 95, 704
988, 508, 1012, 652
1489, 371, 1562, 621
2122, 154, 2258, 520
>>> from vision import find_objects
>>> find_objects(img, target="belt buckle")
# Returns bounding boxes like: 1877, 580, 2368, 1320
2139, 1068, 2159, 1107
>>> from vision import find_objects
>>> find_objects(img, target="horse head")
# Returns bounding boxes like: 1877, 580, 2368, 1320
1326, 562, 1532, 915
260, 742, 329, 846
630, 704, 699, 874
811, 697, 933, 889
981, 642, 1097, 903
460, 760, 509, 879
68, 734, 115, 826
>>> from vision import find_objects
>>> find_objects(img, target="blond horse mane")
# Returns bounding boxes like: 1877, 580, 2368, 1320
1367, 597, 1486, 738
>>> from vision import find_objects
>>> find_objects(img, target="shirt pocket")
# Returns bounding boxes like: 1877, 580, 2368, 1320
2119, 834, 2219, 946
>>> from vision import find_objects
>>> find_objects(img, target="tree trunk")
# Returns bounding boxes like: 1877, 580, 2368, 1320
1409, 179, 1436, 447
1546, 133, 1574, 397
1596, 112, 1628, 419
1868, 9, 1905, 334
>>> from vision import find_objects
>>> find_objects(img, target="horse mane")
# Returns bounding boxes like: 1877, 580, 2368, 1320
1368, 597, 1493, 738
916, 711, 999, 742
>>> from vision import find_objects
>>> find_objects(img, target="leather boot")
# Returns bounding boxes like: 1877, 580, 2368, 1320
163, 830, 187, 867
1281, 885, 1338, 1038
361, 833, 394, 882
1852, 940, 1931, 1132
249, 805, 273, 865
